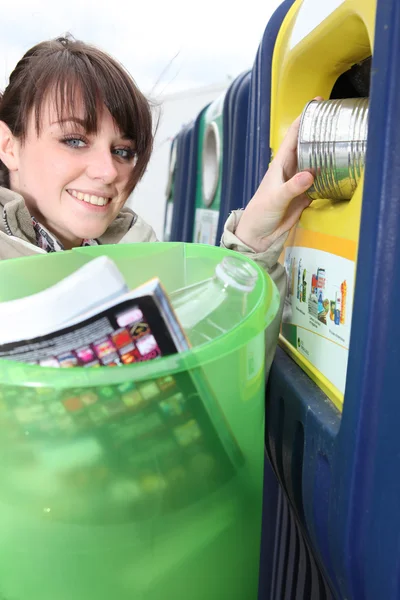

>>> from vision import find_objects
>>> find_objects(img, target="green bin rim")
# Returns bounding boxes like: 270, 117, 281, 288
0, 242, 280, 388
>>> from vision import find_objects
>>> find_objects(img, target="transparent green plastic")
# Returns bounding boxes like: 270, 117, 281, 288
0, 242, 280, 600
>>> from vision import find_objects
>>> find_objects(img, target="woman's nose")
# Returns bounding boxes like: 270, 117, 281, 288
86, 149, 118, 183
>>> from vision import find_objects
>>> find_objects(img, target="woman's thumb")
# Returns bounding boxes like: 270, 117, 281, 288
281, 171, 314, 205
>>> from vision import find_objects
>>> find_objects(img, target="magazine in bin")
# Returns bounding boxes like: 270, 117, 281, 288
0, 257, 243, 522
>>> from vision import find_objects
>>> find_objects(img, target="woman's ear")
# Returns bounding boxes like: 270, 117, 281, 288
0, 121, 19, 171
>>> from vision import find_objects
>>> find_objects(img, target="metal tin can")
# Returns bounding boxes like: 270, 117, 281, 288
297, 98, 369, 200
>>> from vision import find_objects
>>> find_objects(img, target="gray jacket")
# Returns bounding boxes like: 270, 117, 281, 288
0, 186, 287, 375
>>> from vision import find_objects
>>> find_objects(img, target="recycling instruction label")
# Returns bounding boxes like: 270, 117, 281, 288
281, 230, 355, 395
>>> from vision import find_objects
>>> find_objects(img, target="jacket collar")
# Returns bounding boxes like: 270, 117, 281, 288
0, 186, 137, 246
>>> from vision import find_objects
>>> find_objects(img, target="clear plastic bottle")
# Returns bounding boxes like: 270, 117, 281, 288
170, 256, 258, 347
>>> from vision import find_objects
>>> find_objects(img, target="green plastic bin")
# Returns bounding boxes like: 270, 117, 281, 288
0, 242, 279, 600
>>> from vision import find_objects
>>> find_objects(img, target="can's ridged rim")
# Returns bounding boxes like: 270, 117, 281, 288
297, 98, 369, 200
297, 99, 315, 173
297, 99, 320, 199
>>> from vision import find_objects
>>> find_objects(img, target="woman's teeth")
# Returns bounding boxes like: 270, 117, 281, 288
69, 190, 110, 206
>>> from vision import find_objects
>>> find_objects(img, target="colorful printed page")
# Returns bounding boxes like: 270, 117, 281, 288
0, 278, 189, 366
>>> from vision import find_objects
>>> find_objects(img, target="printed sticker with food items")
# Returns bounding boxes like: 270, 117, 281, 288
281, 245, 355, 395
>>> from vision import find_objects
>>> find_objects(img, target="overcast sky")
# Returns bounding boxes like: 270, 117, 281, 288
0, 0, 285, 99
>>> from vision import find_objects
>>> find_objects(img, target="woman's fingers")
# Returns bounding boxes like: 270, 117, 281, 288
275, 116, 302, 163
274, 171, 314, 212
281, 194, 312, 232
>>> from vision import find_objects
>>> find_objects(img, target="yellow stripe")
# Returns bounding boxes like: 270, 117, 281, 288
289, 227, 357, 261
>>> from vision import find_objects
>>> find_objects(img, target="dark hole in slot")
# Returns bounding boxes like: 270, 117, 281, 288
276, 397, 286, 491
317, 563, 329, 600
289, 518, 301, 598
274, 497, 291, 599
330, 56, 372, 99
291, 421, 305, 524
303, 541, 313, 599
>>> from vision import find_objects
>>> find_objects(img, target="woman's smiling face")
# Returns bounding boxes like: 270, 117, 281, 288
9, 95, 137, 248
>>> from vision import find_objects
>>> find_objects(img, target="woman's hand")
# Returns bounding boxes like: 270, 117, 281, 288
235, 102, 321, 254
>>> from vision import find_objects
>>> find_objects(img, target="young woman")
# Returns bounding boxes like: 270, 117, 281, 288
0, 36, 314, 369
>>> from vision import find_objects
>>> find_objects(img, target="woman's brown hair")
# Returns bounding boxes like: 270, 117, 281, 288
0, 35, 153, 193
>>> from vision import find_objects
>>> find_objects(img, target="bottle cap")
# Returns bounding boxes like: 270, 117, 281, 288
215, 256, 258, 292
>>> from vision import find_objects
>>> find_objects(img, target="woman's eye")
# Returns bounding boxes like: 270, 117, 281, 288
113, 147, 135, 160
63, 137, 87, 148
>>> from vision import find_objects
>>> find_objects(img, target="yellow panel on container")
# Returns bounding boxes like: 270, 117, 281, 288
270, 0, 376, 411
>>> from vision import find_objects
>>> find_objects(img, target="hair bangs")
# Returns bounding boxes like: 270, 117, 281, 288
31, 57, 104, 137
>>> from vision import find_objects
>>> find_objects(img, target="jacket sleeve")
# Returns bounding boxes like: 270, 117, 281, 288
220, 209, 288, 378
